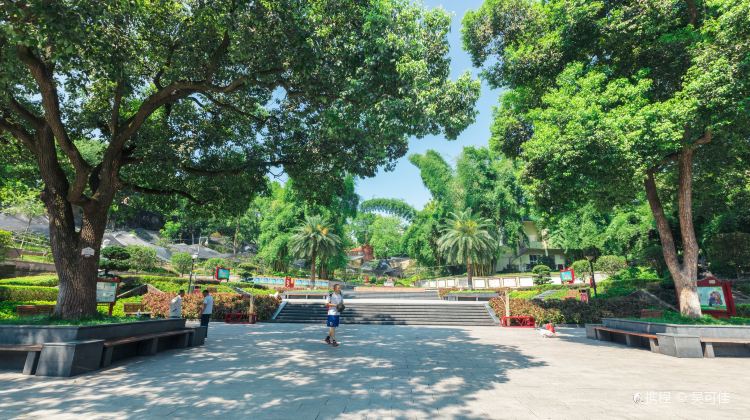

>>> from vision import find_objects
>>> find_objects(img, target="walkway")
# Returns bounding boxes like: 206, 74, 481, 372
0, 323, 748, 419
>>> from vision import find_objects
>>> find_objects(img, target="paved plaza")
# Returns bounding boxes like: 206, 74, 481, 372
0, 323, 748, 419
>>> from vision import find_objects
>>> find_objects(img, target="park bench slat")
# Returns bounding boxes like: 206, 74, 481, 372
594, 326, 658, 339
0, 344, 43, 352
103, 329, 192, 347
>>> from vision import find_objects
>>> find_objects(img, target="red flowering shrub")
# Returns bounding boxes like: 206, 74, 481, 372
142, 291, 281, 321
489, 296, 653, 324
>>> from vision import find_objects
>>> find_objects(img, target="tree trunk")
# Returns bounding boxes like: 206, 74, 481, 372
643, 145, 703, 318
466, 256, 473, 289
310, 248, 317, 289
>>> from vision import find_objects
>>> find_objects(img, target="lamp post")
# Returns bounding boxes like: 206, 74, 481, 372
584, 250, 599, 297
188, 253, 198, 294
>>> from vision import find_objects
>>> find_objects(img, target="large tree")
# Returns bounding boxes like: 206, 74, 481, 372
289, 215, 341, 288
463, 0, 750, 317
0, 0, 479, 318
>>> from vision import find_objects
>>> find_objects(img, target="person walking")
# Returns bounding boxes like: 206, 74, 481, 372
324, 284, 344, 347
199, 289, 214, 334
169, 290, 185, 318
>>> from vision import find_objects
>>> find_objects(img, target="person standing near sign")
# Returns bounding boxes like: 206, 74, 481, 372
199, 289, 214, 334
169, 290, 185, 318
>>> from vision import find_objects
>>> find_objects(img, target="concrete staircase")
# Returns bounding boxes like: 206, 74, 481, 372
273, 302, 496, 326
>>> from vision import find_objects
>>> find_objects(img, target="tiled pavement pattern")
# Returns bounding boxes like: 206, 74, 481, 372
0, 323, 748, 419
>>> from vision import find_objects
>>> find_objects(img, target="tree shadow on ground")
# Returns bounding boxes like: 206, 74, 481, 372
0, 323, 547, 419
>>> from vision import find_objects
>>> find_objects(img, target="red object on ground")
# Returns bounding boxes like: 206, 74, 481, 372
501, 315, 536, 327
545, 323, 556, 334
224, 312, 257, 324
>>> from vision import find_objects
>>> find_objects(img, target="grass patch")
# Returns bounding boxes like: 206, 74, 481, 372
635, 311, 750, 326
0, 300, 140, 325
0, 274, 58, 286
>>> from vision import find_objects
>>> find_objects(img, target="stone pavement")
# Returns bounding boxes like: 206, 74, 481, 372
0, 323, 748, 419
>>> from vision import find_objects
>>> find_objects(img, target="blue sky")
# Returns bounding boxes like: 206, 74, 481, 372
355, 0, 501, 210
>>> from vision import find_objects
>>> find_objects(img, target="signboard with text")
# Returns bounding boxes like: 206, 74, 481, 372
96, 280, 118, 303
560, 269, 575, 283
215, 267, 231, 281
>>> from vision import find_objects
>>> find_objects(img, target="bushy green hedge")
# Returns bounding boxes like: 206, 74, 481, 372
0, 300, 55, 320
0, 274, 59, 287
0, 229, 11, 262
0, 285, 58, 302
737, 304, 750, 318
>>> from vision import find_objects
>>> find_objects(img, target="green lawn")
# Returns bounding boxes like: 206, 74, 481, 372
635, 311, 750, 326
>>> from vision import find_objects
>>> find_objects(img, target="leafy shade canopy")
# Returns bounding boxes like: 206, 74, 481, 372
0, 0, 480, 214
462, 0, 750, 215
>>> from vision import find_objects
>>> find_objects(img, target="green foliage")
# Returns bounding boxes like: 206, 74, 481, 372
289, 215, 342, 279
531, 264, 551, 285
100, 246, 132, 271
360, 199, 417, 221
170, 252, 193, 277
126, 246, 159, 273
438, 209, 499, 277
203, 257, 231, 271
0, 274, 58, 287
0, 229, 11, 262
571, 260, 592, 279
707, 233, 750, 278
160, 221, 182, 241
638, 311, 750, 326
369, 216, 404, 258
594, 255, 628, 277
0, 285, 58, 302
737, 304, 750, 318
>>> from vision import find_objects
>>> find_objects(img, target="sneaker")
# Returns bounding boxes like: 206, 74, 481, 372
325, 336, 331, 344
331, 340, 339, 347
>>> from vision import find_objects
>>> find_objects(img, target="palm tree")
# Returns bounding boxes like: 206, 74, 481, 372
289, 215, 341, 288
438, 209, 498, 289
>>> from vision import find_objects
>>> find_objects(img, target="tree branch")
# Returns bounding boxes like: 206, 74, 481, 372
120, 180, 205, 204
16, 45, 91, 203
110, 79, 124, 137
181, 159, 290, 177
644, 169, 681, 274
9, 97, 44, 129
0, 114, 36, 152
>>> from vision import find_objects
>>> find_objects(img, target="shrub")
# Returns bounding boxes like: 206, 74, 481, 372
171, 252, 194, 277
571, 260, 592, 279
0, 285, 58, 302
736, 304, 750, 318
142, 291, 281, 321
0, 274, 59, 287
100, 245, 131, 271
489, 296, 653, 324
203, 257, 232, 272
0, 229, 11, 262
595, 255, 628, 276
531, 265, 551, 285
236, 262, 258, 278
127, 246, 159, 272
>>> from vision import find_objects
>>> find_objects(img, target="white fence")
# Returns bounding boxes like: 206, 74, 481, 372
416, 272, 609, 289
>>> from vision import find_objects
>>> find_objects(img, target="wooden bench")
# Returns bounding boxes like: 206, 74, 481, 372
16, 305, 55, 317
501, 315, 535, 328
593, 326, 659, 352
0, 344, 43, 375
123, 303, 151, 317
101, 329, 194, 367
701, 337, 750, 358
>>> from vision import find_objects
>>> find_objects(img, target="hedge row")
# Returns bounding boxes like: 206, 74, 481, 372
142, 291, 281, 321
0, 275, 59, 287
489, 296, 653, 324
0, 285, 58, 302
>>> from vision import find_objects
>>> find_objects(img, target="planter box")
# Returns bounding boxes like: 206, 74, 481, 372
0, 319, 200, 377
0, 318, 186, 345
601, 318, 750, 339
592, 318, 750, 358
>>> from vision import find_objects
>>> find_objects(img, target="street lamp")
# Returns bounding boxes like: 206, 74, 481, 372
188, 253, 198, 294
584, 248, 599, 297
